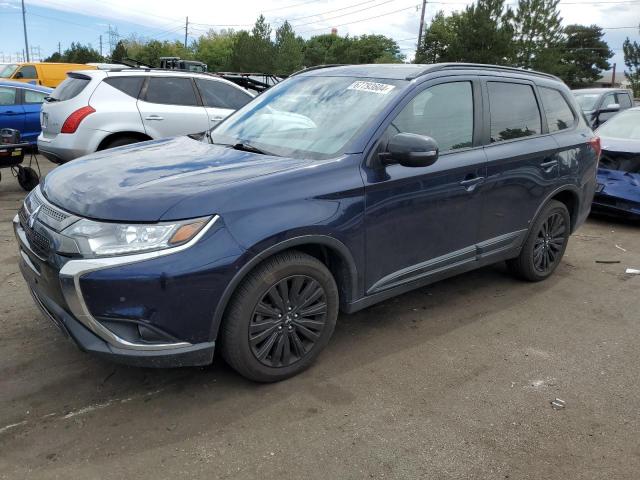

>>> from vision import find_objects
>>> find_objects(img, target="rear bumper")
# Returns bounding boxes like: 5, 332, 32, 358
37, 129, 102, 163
591, 195, 640, 220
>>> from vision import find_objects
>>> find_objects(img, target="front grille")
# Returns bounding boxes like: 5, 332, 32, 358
40, 203, 69, 222
18, 206, 52, 258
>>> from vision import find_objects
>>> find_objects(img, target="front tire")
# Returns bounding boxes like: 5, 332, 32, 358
220, 251, 339, 382
507, 200, 570, 282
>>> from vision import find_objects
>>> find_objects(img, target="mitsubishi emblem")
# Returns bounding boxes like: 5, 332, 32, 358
28, 205, 41, 229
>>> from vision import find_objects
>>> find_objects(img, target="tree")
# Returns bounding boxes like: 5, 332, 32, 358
350, 35, 404, 63
43, 52, 62, 62
50, 42, 103, 63
303, 34, 353, 65
562, 25, 612, 88
110, 40, 128, 63
445, 0, 515, 64
195, 30, 236, 72
623, 35, 640, 97
511, 0, 564, 74
415, 11, 455, 63
274, 21, 304, 75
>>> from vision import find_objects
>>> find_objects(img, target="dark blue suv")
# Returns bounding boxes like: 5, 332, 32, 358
14, 64, 599, 381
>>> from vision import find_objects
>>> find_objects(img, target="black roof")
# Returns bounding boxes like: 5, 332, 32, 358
296, 63, 561, 82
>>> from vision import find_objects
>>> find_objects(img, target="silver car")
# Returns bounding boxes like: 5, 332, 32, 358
37, 69, 254, 163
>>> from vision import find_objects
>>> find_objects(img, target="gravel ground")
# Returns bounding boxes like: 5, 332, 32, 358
1, 157, 639, 479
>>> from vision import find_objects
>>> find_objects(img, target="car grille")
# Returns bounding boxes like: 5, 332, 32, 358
40, 203, 69, 222
18, 206, 52, 259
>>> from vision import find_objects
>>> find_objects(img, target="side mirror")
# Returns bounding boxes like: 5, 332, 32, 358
381, 132, 439, 168
599, 103, 620, 114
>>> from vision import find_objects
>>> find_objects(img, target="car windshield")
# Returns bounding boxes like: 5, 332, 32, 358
597, 110, 640, 140
0, 64, 19, 78
210, 75, 405, 160
573, 92, 601, 111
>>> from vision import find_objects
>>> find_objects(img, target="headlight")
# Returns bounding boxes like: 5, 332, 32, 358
63, 217, 211, 257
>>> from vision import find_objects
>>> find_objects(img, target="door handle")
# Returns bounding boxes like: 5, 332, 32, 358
145, 115, 164, 121
459, 176, 485, 192
540, 159, 558, 169
211, 116, 224, 121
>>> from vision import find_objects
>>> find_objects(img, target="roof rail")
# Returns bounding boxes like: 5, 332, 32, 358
407, 63, 561, 82
289, 64, 349, 77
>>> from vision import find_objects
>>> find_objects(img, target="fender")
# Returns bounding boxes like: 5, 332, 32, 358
209, 234, 360, 340
529, 184, 581, 233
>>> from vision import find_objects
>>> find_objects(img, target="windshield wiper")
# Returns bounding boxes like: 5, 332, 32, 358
229, 142, 278, 156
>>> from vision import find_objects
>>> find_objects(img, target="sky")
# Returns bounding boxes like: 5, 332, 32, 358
0, 0, 638, 72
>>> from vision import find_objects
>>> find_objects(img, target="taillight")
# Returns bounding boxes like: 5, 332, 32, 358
61, 106, 95, 134
589, 136, 601, 158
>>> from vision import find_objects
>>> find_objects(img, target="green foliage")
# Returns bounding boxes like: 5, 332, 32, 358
110, 40, 128, 63
194, 30, 236, 71
562, 25, 612, 88
623, 35, 640, 97
415, 11, 455, 63
274, 21, 304, 75
44, 42, 103, 63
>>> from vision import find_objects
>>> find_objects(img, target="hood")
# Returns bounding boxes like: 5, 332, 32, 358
597, 168, 640, 204
42, 136, 309, 221
599, 136, 640, 155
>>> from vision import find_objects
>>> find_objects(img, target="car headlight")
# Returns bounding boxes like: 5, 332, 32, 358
62, 217, 211, 257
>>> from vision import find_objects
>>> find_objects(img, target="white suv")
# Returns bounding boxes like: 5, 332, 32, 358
37, 69, 254, 163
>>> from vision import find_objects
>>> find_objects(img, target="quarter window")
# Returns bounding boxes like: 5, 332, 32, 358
391, 81, 474, 151
0, 87, 17, 105
144, 77, 199, 106
539, 87, 575, 132
24, 90, 48, 104
488, 82, 541, 142
195, 79, 252, 110
104, 77, 145, 98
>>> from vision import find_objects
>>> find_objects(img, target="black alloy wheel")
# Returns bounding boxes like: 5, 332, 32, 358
249, 275, 328, 368
532, 212, 566, 274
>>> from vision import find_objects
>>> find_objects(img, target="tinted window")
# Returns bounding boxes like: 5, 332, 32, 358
0, 87, 17, 105
144, 77, 198, 106
392, 82, 474, 151
23, 89, 48, 104
104, 76, 144, 98
539, 87, 575, 132
488, 82, 541, 142
573, 92, 600, 111
52, 76, 90, 101
195, 79, 252, 110
17, 65, 37, 79
618, 93, 632, 109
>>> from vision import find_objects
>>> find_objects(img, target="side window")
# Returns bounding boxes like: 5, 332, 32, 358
601, 93, 617, 108
17, 65, 37, 79
0, 87, 17, 105
539, 87, 575, 132
390, 82, 474, 151
195, 79, 252, 110
104, 77, 145, 98
23, 90, 48, 104
618, 93, 632, 109
144, 77, 199, 106
487, 82, 541, 142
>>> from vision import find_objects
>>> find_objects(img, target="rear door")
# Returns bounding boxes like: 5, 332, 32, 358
194, 78, 253, 129
0, 86, 25, 134
479, 79, 559, 243
21, 88, 49, 143
137, 76, 209, 138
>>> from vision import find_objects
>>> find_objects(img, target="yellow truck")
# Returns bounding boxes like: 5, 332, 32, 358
0, 62, 97, 88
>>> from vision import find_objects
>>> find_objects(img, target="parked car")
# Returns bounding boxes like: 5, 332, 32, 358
0, 80, 52, 145
37, 69, 255, 163
15, 63, 598, 381
592, 107, 640, 219
0, 62, 97, 88
572, 88, 634, 128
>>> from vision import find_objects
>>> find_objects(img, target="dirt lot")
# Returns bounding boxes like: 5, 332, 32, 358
1, 157, 639, 479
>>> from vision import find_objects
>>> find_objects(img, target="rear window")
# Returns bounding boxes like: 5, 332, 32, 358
488, 82, 541, 142
104, 76, 144, 98
144, 77, 199, 106
539, 87, 575, 132
51, 76, 91, 101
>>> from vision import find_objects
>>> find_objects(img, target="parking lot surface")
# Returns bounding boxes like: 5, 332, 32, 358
1, 157, 639, 479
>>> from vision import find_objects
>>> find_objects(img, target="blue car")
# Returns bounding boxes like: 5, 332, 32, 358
592, 107, 640, 219
14, 64, 598, 381
0, 80, 52, 145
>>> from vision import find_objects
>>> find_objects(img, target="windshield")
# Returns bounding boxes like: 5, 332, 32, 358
0, 64, 19, 78
210, 75, 405, 160
573, 92, 600, 111
597, 110, 640, 140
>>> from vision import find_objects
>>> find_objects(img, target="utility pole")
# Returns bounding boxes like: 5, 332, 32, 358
184, 16, 189, 48
58, 42, 61, 55
611, 63, 616, 87
99, 35, 103, 58
21, 0, 30, 62
417, 0, 427, 51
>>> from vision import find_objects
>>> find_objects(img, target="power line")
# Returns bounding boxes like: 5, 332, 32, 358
281, 0, 395, 22
291, 0, 399, 28
260, 0, 319, 13
298, 4, 420, 34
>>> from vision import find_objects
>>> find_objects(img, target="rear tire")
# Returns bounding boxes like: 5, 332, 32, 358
507, 200, 570, 282
220, 251, 339, 382
100, 136, 141, 150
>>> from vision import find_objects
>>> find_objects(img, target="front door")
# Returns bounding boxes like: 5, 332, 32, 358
362, 79, 487, 294
0, 86, 24, 134
137, 76, 209, 138
194, 78, 253, 129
